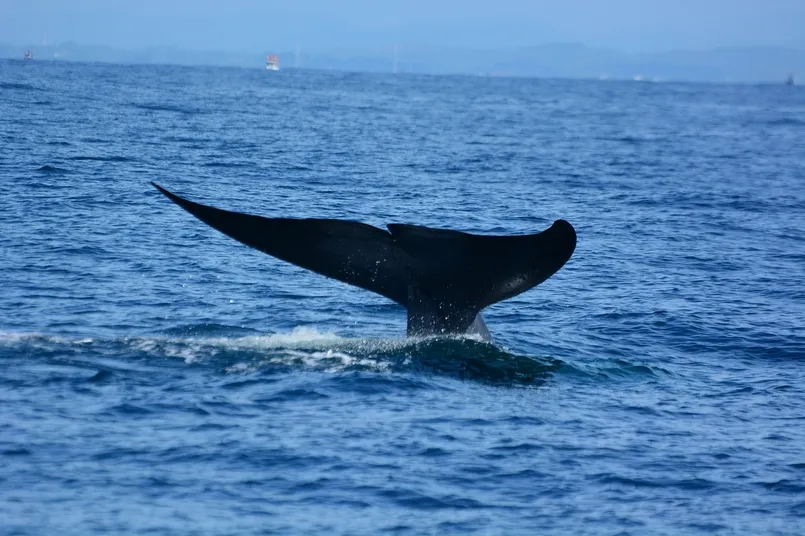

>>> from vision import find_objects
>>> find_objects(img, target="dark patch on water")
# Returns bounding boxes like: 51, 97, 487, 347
67, 155, 133, 162
36, 165, 70, 174
86, 370, 114, 383
202, 161, 253, 168
0, 82, 41, 91
134, 103, 205, 115
764, 117, 805, 127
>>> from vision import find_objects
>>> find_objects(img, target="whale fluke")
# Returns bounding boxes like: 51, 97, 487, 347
151, 182, 576, 338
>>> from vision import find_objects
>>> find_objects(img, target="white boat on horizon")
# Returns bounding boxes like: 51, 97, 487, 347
265, 55, 279, 71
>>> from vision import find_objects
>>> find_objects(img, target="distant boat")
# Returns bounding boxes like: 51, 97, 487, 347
785, 74, 795, 86
23, 50, 33, 60
265, 55, 279, 71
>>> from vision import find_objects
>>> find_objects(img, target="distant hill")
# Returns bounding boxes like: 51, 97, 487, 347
1, 41, 802, 83
0, 42, 261, 68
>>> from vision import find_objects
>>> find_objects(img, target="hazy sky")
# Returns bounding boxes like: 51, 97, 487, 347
2, 0, 804, 52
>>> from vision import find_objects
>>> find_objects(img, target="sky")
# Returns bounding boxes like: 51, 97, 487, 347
2, 0, 805, 53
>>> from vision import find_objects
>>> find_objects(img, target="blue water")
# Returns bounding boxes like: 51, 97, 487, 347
2, 59, 805, 535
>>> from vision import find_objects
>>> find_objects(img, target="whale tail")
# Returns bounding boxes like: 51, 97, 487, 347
151, 183, 576, 337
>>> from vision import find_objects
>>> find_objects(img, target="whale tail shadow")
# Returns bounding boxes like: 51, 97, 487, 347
151, 182, 576, 338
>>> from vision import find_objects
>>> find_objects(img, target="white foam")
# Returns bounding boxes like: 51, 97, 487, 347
224, 362, 253, 373
0, 331, 73, 351
202, 326, 343, 349
0, 327, 487, 373
0, 331, 62, 343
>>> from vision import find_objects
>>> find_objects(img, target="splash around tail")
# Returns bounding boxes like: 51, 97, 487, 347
1, 327, 562, 386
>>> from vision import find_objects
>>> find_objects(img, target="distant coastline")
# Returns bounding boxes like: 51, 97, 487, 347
1, 41, 801, 83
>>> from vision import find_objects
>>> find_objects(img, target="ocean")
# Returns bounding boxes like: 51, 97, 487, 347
1, 59, 804, 535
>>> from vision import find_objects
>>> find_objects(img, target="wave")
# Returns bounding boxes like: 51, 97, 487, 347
764, 117, 805, 127
0, 328, 561, 386
36, 165, 71, 174
67, 155, 134, 162
161, 135, 209, 144
603, 135, 662, 145
0, 326, 681, 386
202, 162, 254, 168
133, 103, 205, 115
0, 82, 41, 91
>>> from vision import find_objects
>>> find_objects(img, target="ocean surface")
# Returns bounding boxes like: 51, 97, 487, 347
1, 59, 804, 535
